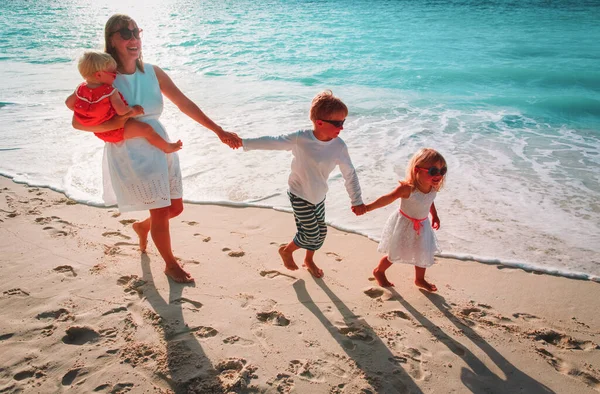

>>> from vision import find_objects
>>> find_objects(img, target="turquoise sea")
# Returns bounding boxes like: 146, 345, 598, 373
1, 0, 599, 280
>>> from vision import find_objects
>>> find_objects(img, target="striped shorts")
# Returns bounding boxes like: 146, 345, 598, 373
289, 191, 327, 251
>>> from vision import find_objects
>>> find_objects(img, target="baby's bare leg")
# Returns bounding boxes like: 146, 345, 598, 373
303, 249, 324, 278
373, 256, 394, 287
414, 266, 437, 292
124, 118, 182, 153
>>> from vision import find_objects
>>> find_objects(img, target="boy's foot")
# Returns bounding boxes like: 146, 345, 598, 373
373, 268, 394, 287
163, 140, 183, 153
132, 222, 149, 253
165, 263, 194, 283
415, 279, 437, 292
303, 261, 324, 278
279, 246, 299, 271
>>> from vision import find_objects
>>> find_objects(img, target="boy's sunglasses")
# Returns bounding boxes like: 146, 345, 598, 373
112, 27, 143, 40
416, 166, 447, 177
321, 119, 345, 128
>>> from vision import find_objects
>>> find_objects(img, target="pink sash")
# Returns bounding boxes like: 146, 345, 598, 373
400, 209, 427, 236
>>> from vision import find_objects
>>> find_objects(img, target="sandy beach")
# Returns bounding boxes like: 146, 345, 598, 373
0, 175, 598, 394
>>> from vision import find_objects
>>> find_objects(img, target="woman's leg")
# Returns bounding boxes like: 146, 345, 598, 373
133, 199, 183, 252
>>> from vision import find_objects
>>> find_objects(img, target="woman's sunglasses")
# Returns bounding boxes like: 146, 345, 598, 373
416, 166, 447, 177
321, 119, 345, 128
112, 27, 143, 40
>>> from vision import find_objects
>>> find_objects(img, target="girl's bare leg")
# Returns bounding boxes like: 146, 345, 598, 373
124, 118, 183, 153
278, 241, 300, 271
373, 256, 394, 287
414, 266, 437, 292
303, 249, 324, 278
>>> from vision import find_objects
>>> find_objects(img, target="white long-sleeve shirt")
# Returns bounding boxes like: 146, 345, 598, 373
243, 129, 363, 206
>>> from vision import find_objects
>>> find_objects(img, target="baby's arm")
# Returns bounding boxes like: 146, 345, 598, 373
65, 92, 76, 111
365, 183, 411, 212
109, 89, 137, 116
430, 202, 440, 230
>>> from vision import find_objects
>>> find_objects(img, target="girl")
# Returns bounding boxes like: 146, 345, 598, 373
66, 51, 182, 153
365, 148, 446, 292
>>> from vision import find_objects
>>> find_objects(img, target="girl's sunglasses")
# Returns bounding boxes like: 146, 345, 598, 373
112, 27, 143, 40
416, 166, 447, 177
321, 119, 345, 128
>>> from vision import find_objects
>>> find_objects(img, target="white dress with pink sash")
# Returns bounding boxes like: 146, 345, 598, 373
377, 189, 440, 268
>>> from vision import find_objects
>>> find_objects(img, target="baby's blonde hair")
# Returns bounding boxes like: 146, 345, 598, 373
309, 90, 348, 122
78, 51, 117, 80
405, 148, 447, 190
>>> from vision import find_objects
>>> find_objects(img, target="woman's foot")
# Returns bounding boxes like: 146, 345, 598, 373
279, 246, 299, 271
373, 268, 394, 287
303, 260, 324, 278
164, 262, 194, 283
415, 279, 437, 292
132, 222, 149, 253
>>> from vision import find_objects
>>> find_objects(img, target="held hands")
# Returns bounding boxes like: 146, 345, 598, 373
351, 204, 367, 216
217, 130, 242, 149
431, 215, 440, 230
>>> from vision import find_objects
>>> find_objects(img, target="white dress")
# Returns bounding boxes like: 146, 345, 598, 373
101, 64, 183, 212
377, 189, 440, 268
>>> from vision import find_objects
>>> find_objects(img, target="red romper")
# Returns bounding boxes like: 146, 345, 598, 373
73, 83, 128, 143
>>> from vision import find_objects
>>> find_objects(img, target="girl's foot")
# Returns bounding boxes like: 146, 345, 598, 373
303, 260, 324, 278
373, 268, 394, 287
132, 222, 149, 253
415, 279, 437, 292
279, 246, 299, 271
164, 263, 194, 283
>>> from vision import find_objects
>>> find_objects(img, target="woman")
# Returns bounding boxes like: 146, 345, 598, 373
71, 14, 241, 283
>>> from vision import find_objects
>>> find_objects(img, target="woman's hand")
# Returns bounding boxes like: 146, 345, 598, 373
217, 130, 242, 149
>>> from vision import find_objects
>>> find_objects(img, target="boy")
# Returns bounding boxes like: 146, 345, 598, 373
242, 90, 366, 278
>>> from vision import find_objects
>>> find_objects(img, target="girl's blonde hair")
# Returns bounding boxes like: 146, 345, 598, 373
405, 148, 447, 190
78, 51, 116, 80
309, 90, 348, 122
104, 14, 144, 72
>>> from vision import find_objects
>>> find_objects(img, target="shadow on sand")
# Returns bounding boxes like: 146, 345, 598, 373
389, 288, 555, 394
293, 278, 424, 394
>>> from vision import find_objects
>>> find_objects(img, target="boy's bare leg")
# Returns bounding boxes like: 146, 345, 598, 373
373, 256, 394, 287
414, 266, 437, 292
303, 249, 324, 278
124, 118, 182, 153
279, 241, 299, 271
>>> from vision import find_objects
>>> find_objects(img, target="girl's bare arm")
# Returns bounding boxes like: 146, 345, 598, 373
366, 183, 411, 212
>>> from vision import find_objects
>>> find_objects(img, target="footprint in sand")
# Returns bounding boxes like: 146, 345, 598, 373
222, 247, 245, 257
118, 219, 137, 226
259, 270, 297, 280
528, 329, 599, 350
182, 220, 199, 225
193, 326, 219, 339
257, 311, 291, 326
102, 306, 128, 316
93, 382, 134, 393
102, 231, 131, 240
117, 275, 146, 295
36, 308, 73, 322
62, 325, 101, 345
0, 333, 15, 341
388, 347, 429, 381
337, 324, 374, 343
363, 286, 393, 301
171, 297, 203, 310
536, 347, 600, 390
326, 251, 343, 262
193, 233, 211, 242
3, 288, 30, 297
43, 226, 68, 237
61, 367, 88, 386
13, 365, 47, 382
223, 335, 255, 346
513, 312, 540, 321
267, 373, 295, 393
215, 358, 258, 392
378, 309, 412, 322
53, 265, 77, 277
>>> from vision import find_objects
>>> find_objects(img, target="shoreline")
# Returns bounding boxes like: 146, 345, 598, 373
2, 173, 598, 283
0, 175, 599, 393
